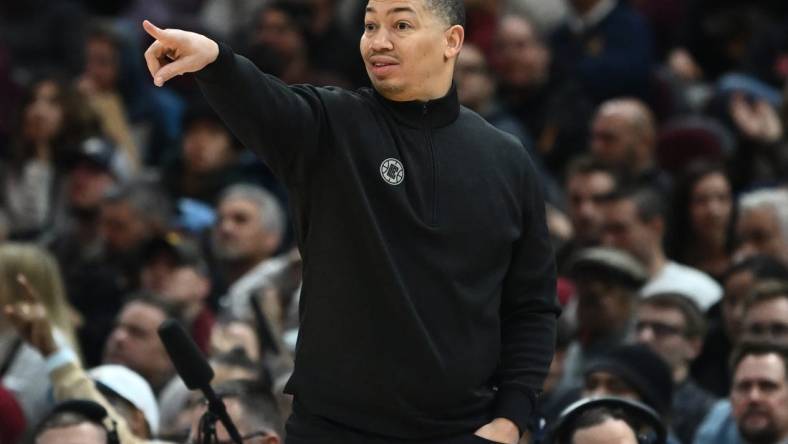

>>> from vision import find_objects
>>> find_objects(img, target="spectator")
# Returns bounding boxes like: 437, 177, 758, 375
741, 280, 788, 345
551, 0, 654, 103
46, 137, 121, 287
0, 243, 79, 425
68, 181, 172, 367
102, 294, 178, 394
76, 24, 141, 175
211, 185, 290, 327
590, 98, 670, 193
557, 156, 618, 269
735, 188, 788, 265
582, 344, 674, 427
552, 404, 642, 444
32, 400, 116, 444
162, 99, 266, 206
491, 13, 592, 176
88, 364, 159, 440
635, 293, 717, 444
186, 379, 284, 444
454, 42, 560, 205
694, 342, 788, 444
692, 255, 788, 397
600, 187, 722, 310
1, 75, 97, 239
667, 162, 735, 281
560, 247, 647, 391
139, 233, 214, 353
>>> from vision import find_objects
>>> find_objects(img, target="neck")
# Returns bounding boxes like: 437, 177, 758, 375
648, 250, 666, 277
225, 256, 266, 284
673, 365, 688, 384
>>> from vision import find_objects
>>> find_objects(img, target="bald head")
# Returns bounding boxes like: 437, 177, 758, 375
591, 98, 656, 174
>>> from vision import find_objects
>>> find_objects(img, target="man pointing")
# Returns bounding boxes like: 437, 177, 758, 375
143, 1, 559, 443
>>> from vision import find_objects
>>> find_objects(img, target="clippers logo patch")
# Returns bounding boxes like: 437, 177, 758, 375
380, 158, 404, 186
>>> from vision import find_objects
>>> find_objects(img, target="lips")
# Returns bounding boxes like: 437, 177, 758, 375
368, 55, 399, 77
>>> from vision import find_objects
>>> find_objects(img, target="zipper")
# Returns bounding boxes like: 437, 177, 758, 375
423, 103, 438, 226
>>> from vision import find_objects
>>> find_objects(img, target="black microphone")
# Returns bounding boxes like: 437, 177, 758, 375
158, 319, 244, 444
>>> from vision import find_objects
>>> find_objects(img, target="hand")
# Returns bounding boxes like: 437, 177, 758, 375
3, 274, 57, 356
142, 20, 220, 87
474, 418, 520, 444
730, 92, 783, 143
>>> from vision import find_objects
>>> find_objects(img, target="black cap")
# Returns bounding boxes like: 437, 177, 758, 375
69, 136, 115, 172
142, 232, 207, 274
584, 344, 674, 417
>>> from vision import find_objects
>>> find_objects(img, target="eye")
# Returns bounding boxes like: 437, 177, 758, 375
364, 22, 377, 32
396, 21, 412, 31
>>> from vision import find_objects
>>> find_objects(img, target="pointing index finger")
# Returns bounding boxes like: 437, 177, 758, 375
16, 274, 40, 304
143, 20, 170, 43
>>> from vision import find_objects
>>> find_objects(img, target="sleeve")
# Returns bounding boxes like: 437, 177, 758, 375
493, 150, 561, 435
194, 42, 328, 185
48, 360, 144, 444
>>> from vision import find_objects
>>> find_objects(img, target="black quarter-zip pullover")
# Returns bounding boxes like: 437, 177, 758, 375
196, 43, 559, 439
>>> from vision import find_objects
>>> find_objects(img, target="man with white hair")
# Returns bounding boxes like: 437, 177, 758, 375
212, 184, 292, 322
736, 188, 788, 265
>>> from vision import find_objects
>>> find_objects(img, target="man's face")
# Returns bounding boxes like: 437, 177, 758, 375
188, 398, 275, 444
360, 0, 454, 101
36, 423, 107, 444
99, 201, 149, 253
601, 199, 658, 266
576, 279, 632, 338
572, 418, 638, 444
635, 304, 697, 375
583, 371, 641, 402
213, 198, 275, 262
103, 301, 173, 388
68, 162, 115, 210
591, 113, 638, 172
455, 45, 494, 110
567, 172, 615, 244
722, 270, 754, 340
742, 298, 788, 345
255, 8, 304, 60
732, 354, 788, 444
182, 121, 233, 174
491, 15, 548, 89
736, 207, 788, 263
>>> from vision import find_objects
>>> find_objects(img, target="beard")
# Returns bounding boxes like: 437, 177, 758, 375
739, 411, 779, 444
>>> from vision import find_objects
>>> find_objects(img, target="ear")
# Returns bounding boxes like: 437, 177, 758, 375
444, 25, 464, 60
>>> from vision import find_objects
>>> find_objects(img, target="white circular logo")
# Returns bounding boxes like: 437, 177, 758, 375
380, 158, 405, 186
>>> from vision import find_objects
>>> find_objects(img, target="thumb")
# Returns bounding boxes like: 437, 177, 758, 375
143, 20, 169, 43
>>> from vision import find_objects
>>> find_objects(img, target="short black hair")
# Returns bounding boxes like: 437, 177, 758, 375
600, 186, 666, 223
214, 379, 284, 437
568, 406, 638, 443
425, 0, 465, 27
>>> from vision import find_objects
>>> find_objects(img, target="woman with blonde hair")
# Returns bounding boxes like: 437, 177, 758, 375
0, 243, 80, 426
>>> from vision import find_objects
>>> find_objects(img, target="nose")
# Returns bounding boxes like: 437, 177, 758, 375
370, 28, 394, 52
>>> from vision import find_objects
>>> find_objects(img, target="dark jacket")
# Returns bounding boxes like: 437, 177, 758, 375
196, 43, 559, 439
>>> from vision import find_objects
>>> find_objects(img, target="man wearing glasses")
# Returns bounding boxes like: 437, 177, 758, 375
634, 292, 717, 444
186, 380, 283, 444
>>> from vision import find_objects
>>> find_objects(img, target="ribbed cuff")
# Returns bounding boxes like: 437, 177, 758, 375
492, 387, 538, 437
45, 347, 78, 374
194, 41, 234, 83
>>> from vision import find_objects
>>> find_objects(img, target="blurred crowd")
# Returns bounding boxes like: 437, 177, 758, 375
1, 0, 788, 443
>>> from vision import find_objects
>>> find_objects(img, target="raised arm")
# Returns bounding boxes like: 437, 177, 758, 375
142, 20, 326, 183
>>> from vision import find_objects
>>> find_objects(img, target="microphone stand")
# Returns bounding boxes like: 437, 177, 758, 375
198, 385, 244, 444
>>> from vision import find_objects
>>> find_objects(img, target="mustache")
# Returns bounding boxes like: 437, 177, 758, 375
742, 407, 773, 419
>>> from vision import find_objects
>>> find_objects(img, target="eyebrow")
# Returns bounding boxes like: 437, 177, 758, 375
366, 6, 417, 15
